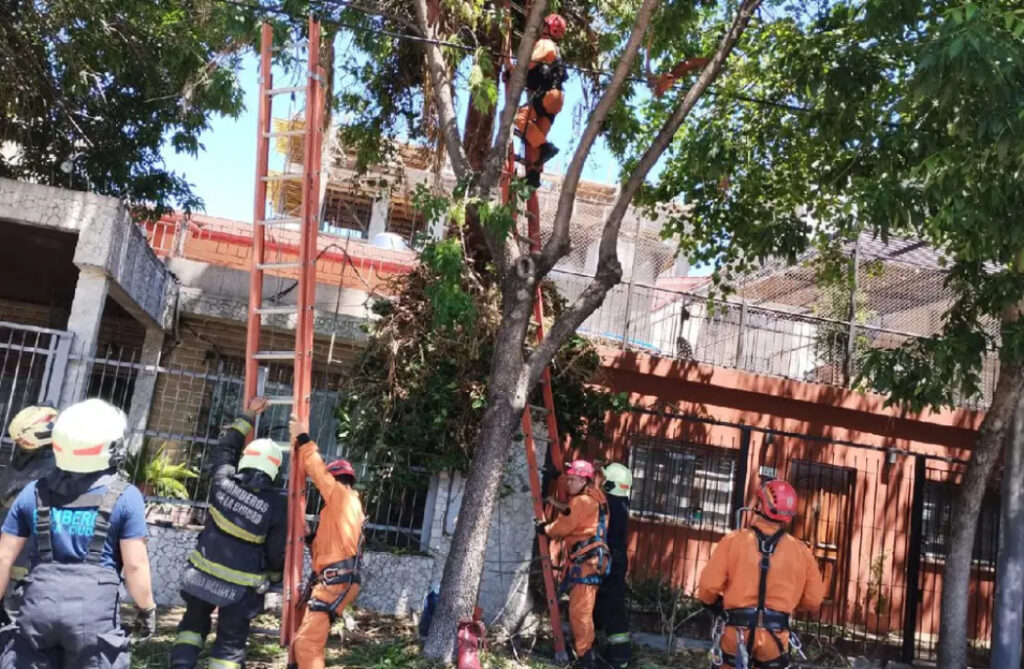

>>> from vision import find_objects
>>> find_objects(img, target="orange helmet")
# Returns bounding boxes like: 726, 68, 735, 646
327, 458, 356, 480
757, 480, 797, 522
543, 14, 566, 40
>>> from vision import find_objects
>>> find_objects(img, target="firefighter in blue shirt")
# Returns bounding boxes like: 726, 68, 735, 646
0, 398, 155, 668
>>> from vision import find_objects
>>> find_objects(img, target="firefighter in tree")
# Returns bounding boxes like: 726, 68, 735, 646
514, 13, 568, 187
594, 463, 632, 669
537, 460, 610, 669
697, 480, 826, 668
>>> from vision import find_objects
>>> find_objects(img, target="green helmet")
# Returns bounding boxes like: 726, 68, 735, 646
602, 462, 632, 498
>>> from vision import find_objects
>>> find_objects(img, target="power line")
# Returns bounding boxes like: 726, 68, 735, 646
205, 0, 807, 111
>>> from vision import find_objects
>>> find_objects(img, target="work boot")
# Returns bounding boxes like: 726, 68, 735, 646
525, 169, 542, 188
577, 650, 596, 669
536, 142, 559, 167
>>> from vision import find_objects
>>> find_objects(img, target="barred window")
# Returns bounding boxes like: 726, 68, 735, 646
628, 437, 737, 531
921, 480, 999, 566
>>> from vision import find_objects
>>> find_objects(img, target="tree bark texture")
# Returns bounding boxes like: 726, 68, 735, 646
938, 351, 1024, 668
990, 389, 1024, 668
422, 277, 536, 661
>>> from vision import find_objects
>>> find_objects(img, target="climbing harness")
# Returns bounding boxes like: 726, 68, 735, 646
709, 615, 726, 667
714, 525, 795, 669
306, 531, 365, 623
559, 500, 611, 593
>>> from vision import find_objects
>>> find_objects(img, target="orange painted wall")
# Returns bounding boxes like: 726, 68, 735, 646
586, 349, 990, 648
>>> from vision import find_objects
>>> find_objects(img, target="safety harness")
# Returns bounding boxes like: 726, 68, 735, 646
305, 530, 365, 622
525, 53, 567, 119
35, 475, 128, 565
560, 501, 611, 593
718, 526, 791, 669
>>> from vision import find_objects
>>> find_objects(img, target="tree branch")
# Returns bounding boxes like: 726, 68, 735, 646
412, 0, 470, 179
536, 0, 661, 274
523, 0, 763, 388
477, 0, 549, 194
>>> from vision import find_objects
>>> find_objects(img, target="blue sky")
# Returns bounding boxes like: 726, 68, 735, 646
162, 51, 620, 222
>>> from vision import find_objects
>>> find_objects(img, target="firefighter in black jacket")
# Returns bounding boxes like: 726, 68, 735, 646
170, 397, 288, 669
0, 405, 59, 604
595, 463, 632, 669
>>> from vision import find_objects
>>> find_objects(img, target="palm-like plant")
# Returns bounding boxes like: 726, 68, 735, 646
124, 442, 198, 500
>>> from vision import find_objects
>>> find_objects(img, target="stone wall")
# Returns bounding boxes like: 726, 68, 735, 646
146, 522, 435, 616
425, 436, 538, 634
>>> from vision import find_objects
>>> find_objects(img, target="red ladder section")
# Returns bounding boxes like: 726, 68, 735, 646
245, 19, 325, 653
502, 146, 570, 661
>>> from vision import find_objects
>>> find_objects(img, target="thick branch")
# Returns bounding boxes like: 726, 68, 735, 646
524, 0, 763, 385
477, 0, 549, 194
412, 0, 470, 178
537, 0, 661, 274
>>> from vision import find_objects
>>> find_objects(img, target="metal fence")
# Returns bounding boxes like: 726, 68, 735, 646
0, 321, 71, 459
81, 351, 430, 551
616, 408, 994, 666
551, 269, 999, 410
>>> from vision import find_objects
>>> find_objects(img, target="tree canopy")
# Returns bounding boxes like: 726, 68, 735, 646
1, 0, 258, 214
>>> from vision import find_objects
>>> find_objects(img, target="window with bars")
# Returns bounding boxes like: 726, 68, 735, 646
628, 436, 737, 531
921, 479, 999, 566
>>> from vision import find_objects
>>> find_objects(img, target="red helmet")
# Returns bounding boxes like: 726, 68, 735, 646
565, 459, 594, 480
543, 14, 566, 40
327, 458, 356, 480
757, 480, 797, 522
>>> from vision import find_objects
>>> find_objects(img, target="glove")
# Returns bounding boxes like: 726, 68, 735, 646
0, 607, 11, 627
703, 595, 724, 617
132, 605, 157, 640
534, 520, 548, 536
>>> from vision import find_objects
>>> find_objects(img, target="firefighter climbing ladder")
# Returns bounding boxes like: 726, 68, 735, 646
501, 30, 569, 657
245, 18, 325, 652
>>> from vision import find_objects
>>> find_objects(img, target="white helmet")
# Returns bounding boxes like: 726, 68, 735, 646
8, 405, 59, 451
52, 399, 126, 473
237, 438, 283, 480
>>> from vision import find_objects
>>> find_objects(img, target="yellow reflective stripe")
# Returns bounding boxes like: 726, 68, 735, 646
210, 507, 266, 544
608, 633, 631, 644
230, 418, 253, 437
267, 571, 283, 583
188, 550, 265, 588
174, 631, 205, 649
10, 565, 28, 581
209, 659, 242, 669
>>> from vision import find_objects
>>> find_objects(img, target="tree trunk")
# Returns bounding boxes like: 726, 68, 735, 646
423, 277, 535, 661
937, 351, 1024, 668
990, 389, 1024, 668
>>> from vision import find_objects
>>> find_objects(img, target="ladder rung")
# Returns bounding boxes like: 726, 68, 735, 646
256, 305, 297, 315
262, 174, 304, 182
264, 130, 306, 138
267, 86, 305, 96
253, 351, 295, 361
259, 216, 302, 227
266, 396, 294, 406
529, 404, 548, 413
257, 261, 302, 270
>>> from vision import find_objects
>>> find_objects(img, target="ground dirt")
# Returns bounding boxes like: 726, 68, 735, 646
128, 607, 714, 669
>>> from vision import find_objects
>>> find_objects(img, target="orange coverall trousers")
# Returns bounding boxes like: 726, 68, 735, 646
293, 583, 361, 669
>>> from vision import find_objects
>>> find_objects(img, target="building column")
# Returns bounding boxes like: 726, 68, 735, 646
59, 268, 109, 407
368, 196, 390, 239
125, 326, 164, 454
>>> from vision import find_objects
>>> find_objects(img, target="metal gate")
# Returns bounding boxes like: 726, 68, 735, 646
0, 321, 71, 458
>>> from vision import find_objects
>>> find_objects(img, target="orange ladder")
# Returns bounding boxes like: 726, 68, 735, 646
245, 18, 325, 654
502, 133, 570, 662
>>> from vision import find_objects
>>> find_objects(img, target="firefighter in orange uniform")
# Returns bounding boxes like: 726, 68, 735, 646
289, 415, 366, 669
537, 460, 610, 669
697, 480, 826, 669
514, 13, 568, 187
